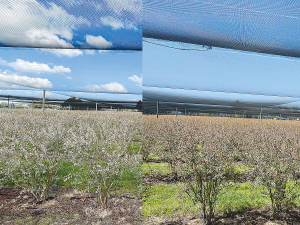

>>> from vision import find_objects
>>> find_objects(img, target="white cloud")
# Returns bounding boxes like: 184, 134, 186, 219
66, 76, 72, 80
0, 58, 71, 74
98, 50, 110, 54
0, 81, 20, 89
0, 0, 90, 48
26, 90, 53, 96
25, 29, 74, 48
128, 75, 142, 87
85, 35, 112, 49
101, 17, 138, 30
85, 50, 96, 55
43, 49, 83, 57
81, 82, 127, 93
0, 72, 52, 89
105, 0, 141, 15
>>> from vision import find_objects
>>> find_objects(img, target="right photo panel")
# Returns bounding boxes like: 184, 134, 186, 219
142, 1, 300, 224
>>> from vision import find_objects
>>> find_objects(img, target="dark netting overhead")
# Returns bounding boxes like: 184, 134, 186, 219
0, 90, 141, 109
143, 0, 300, 58
142, 37, 300, 118
0, 0, 141, 50
143, 86, 300, 117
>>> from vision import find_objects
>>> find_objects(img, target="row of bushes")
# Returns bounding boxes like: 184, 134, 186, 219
0, 110, 142, 207
143, 115, 300, 223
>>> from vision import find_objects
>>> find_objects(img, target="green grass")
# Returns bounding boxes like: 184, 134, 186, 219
142, 183, 198, 217
233, 163, 249, 174
142, 163, 170, 176
128, 144, 142, 154
1, 159, 141, 195
147, 153, 160, 160
133, 136, 142, 142
217, 182, 270, 213
143, 182, 272, 217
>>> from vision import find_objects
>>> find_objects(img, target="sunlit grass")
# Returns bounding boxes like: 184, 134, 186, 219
142, 163, 170, 176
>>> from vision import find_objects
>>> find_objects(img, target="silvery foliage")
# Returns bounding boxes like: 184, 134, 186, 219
143, 116, 235, 223
72, 111, 142, 207
244, 122, 300, 219
0, 110, 142, 204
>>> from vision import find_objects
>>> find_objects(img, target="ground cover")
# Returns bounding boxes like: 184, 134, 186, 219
0, 110, 142, 224
143, 115, 300, 224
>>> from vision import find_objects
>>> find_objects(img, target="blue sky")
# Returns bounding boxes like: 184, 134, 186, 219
0, 0, 141, 50
0, 48, 142, 103
143, 39, 300, 109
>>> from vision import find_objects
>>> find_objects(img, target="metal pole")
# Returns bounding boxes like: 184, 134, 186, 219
87, 106, 88, 111
69, 105, 71, 111
111, 105, 112, 110
176, 107, 177, 117
185, 109, 186, 116
260, 108, 262, 122
235, 111, 236, 118
156, 101, 159, 118
7, 95, 9, 109
42, 90, 45, 114
96, 102, 97, 111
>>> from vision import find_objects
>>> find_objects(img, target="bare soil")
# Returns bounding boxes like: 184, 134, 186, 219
144, 208, 300, 225
0, 187, 142, 224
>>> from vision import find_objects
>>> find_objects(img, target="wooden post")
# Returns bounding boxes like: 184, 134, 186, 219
69, 105, 71, 111
235, 111, 236, 118
7, 95, 9, 109
243, 110, 245, 119
87, 106, 88, 111
96, 102, 97, 111
42, 90, 45, 114
156, 101, 159, 118
185, 109, 186, 116
111, 105, 112, 110
260, 108, 263, 122
176, 107, 177, 117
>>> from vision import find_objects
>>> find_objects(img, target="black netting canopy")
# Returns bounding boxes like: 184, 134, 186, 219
143, 0, 300, 58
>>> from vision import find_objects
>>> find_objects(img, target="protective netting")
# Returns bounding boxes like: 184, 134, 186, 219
143, 0, 300, 58
0, 0, 141, 50
142, 38, 300, 117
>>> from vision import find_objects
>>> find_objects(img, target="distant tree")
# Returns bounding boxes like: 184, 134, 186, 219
136, 100, 142, 112
15, 104, 24, 108
62, 97, 99, 110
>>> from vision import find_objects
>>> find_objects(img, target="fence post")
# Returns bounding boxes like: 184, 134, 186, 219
156, 101, 159, 118
42, 90, 45, 114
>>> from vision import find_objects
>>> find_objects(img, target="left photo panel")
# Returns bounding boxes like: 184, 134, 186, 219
0, 47, 143, 224
0, 0, 142, 50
